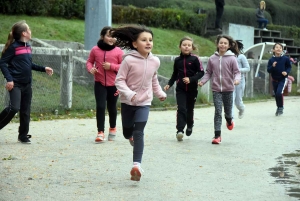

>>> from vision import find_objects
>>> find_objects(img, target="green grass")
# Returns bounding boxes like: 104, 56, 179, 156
0, 14, 216, 56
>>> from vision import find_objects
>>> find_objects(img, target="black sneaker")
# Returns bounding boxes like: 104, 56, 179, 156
186, 127, 193, 136
277, 107, 283, 116
18, 135, 31, 144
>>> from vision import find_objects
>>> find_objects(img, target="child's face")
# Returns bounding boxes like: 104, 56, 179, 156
103, 30, 115, 45
180, 40, 193, 55
217, 37, 230, 55
22, 24, 31, 41
273, 44, 283, 56
132, 32, 153, 58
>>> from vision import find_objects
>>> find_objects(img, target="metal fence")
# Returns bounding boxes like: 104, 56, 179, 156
0, 40, 299, 114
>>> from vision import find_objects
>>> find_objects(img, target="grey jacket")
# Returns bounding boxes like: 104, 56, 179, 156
201, 50, 241, 92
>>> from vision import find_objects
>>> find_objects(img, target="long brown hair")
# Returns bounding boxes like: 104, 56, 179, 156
215, 35, 239, 55
2, 20, 28, 55
179, 36, 198, 51
110, 24, 153, 50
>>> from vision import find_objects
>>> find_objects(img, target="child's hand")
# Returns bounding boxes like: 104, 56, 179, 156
183, 77, 190, 84
5, 81, 14, 91
159, 97, 166, 101
282, 71, 287, 76
131, 95, 136, 102
90, 67, 98, 75
234, 80, 240, 85
45, 67, 53, 76
272, 61, 277, 67
164, 85, 170, 91
102, 62, 111, 70
198, 81, 204, 87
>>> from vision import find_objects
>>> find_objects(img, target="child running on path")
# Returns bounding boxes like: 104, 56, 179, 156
232, 40, 250, 120
86, 26, 123, 143
198, 35, 240, 144
267, 42, 291, 116
0, 20, 53, 143
164, 36, 204, 141
111, 25, 167, 181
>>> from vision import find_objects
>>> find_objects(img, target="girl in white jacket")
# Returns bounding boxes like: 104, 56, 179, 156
232, 40, 250, 120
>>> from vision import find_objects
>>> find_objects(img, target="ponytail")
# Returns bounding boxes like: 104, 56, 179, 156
2, 20, 27, 55
2, 32, 14, 55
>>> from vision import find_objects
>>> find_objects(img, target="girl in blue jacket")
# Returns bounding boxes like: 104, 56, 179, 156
267, 43, 291, 116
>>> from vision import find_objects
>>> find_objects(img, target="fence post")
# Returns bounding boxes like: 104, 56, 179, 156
297, 62, 300, 93
60, 49, 73, 109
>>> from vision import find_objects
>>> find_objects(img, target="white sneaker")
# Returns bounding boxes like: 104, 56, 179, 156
176, 131, 184, 141
263, 28, 268, 30
130, 162, 143, 181
238, 108, 245, 119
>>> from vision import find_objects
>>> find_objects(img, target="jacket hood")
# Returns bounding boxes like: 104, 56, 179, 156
214, 50, 236, 57
122, 50, 153, 60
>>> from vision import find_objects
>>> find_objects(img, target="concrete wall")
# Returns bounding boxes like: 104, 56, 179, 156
223, 23, 254, 51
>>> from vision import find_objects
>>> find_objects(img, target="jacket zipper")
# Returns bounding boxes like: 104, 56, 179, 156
184, 56, 187, 91
136, 58, 147, 104
104, 51, 106, 86
219, 56, 222, 92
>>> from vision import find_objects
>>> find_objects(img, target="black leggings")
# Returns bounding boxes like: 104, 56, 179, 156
0, 83, 32, 140
94, 82, 119, 132
121, 104, 149, 163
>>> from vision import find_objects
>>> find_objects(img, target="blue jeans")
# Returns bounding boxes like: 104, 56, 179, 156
257, 18, 268, 28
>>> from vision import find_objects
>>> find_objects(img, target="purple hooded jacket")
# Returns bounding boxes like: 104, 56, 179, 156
201, 50, 241, 92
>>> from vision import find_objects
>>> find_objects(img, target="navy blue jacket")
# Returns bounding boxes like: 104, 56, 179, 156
168, 53, 204, 91
0, 40, 45, 84
267, 55, 291, 81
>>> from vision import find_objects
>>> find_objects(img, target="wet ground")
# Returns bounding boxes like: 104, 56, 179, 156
1, 97, 300, 201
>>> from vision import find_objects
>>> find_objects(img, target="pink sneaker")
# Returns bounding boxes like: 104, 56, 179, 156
108, 127, 116, 141
226, 121, 234, 130
95, 131, 105, 143
130, 162, 143, 181
212, 136, 222, 144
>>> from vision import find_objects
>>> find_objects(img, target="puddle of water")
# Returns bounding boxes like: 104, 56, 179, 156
269, 151, 300, 200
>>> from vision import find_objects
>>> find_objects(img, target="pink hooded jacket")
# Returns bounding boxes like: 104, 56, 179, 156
115, 50, 166, 106
86, 46, 123, 86
201, 50, 241, 92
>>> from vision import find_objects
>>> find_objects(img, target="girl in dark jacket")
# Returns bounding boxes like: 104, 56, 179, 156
0, 20, 53, 143
164, 36, 204, 141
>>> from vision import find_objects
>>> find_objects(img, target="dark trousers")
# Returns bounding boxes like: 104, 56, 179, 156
94, 82, 119, 132
257, 18, 268, 28
272, 78, 287, 108
0, 83, 32, 140
215, 4, 224, 29
176, 89, 198, 132
121, 103, 149, 163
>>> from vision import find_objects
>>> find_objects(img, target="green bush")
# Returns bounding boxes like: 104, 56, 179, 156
0, 0, 85, 19
268, 25, 300, 47
112, 5, 207, 36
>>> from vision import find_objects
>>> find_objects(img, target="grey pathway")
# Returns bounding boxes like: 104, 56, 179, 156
1, 97, 300, 201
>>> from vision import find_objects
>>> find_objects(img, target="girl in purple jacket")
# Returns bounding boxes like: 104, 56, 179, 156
111, 25, 166, 181
198, 35, 241, 144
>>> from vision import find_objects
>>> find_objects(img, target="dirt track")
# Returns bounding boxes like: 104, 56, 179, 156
1, 97, 300, 201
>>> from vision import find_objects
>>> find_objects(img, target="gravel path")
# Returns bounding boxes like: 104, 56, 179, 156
1, 97, 300, 201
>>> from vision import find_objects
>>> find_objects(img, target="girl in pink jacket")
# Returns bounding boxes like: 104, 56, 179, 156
112, 24, 167, 181
198, 35, 241, 144
86, 26, 123, 143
